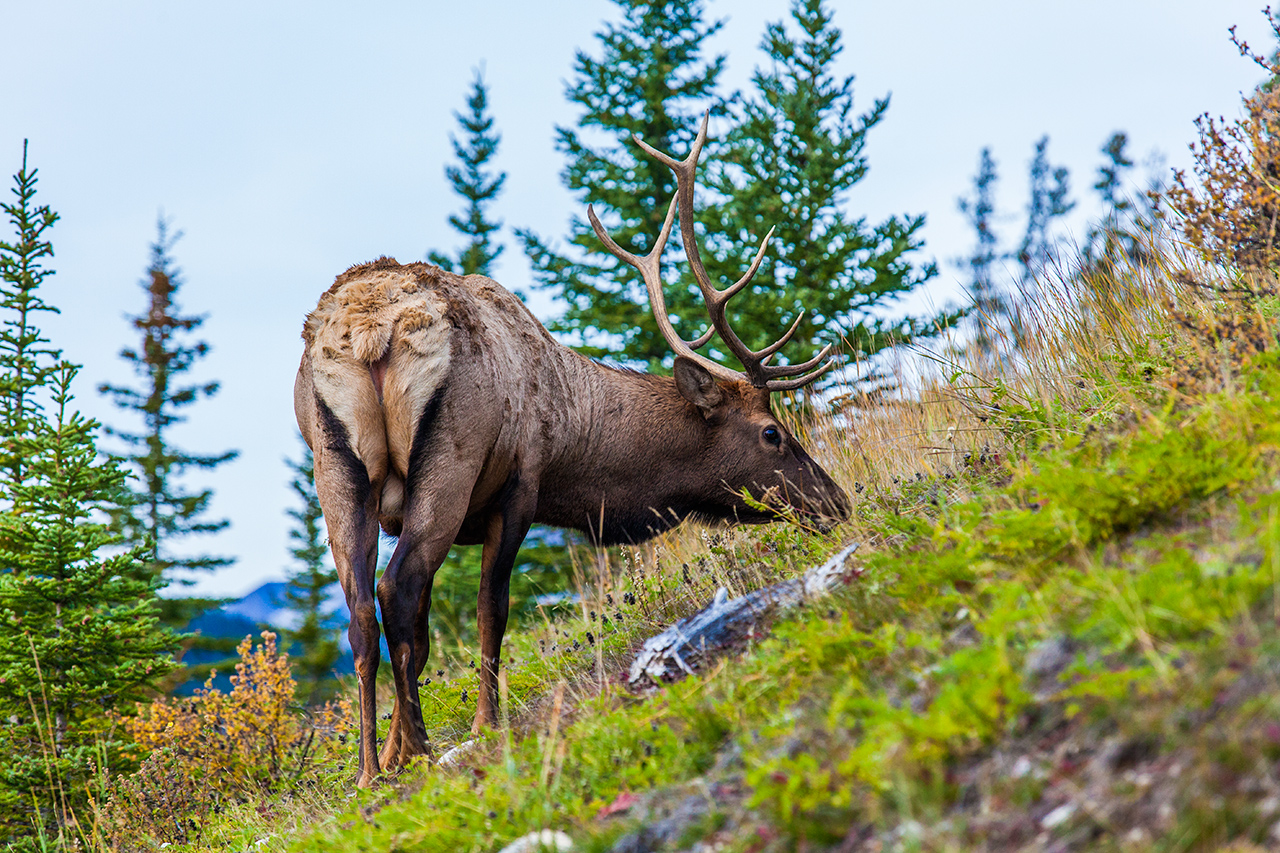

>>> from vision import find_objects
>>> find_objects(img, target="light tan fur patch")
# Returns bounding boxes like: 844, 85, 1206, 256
381, 305, 451, 477
304, 267, 453, 484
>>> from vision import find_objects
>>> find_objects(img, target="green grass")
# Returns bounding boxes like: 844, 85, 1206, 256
185, 346, 1277, 851
87, 232, 1280, 850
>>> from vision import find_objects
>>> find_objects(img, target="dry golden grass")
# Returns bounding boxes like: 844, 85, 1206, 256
606, 215, 1271, 626
82, 67, 1280, 849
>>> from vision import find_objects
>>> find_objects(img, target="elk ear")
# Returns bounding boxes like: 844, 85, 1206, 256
674, 356, 724, 418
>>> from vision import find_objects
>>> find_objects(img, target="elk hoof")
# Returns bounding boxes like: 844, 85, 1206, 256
471, 709, 498, 736
380, 720, 432, 771
378, 725, 401, 771
386, 737, 432, 771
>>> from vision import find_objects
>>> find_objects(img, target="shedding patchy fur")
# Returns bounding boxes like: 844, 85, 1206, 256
302, 260, 453, 511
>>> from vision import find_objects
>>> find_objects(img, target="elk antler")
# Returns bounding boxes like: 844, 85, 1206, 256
589, 112, 836, 392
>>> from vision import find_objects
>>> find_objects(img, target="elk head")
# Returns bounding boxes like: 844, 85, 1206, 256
590, 113, 851, 528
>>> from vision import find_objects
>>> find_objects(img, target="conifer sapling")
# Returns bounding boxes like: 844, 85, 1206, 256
0, 142, 174, 843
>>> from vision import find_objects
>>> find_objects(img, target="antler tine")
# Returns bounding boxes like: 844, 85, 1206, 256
762, 343, 833, 380
688, 328, 716, 350
722, 225, 775, 304
630, 123, 698, 173
753, 311, 804, 362
632, 113, 718, 299
588, 198, 741, 383
765, 356, 839, 392
628, 111, 838, 392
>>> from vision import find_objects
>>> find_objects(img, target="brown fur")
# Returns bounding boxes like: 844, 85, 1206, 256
295, 258, 849, 787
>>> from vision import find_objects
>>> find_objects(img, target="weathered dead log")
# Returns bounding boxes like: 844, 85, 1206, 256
627, 542, 861, 687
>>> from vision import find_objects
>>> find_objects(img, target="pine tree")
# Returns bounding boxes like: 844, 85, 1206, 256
518, 0, 729, 368
0, 143, 174, 844
958, 147, 1005, 360
709, 0, 950, 384
98, 218, 237, 604
428, 68, 507, 277
281, 439, 342, 705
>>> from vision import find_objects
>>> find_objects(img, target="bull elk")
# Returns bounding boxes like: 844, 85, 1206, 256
294, 114, 850, 787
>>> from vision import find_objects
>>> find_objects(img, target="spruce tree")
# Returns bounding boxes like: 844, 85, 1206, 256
98, 218, 237, 608
0, 143, 174, 845
281, 439, 341, 705
1084, 132, 1159, 270
518, 0, 729, 368
958, 138, 1075, 361
1016, 135, 1073, 284
958, 147, 1005, 360
0, 147, 60, 490
711, 0, 950, 382
429, 68, 507, 277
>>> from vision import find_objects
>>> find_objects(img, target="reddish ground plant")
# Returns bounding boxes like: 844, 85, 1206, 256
1167, 14, 1280, 275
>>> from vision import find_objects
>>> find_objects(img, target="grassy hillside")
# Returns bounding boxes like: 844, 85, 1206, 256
82, 82, 1280, 853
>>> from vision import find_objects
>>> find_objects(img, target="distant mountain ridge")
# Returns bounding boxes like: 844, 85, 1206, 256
220, 580, 347, 630
176, 581, 353, 692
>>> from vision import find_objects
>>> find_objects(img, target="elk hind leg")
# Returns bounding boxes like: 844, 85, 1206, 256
310, 400, 385, 789
376, 473, 475, 770
375, 543, 444, 771
377, 558, 445, 769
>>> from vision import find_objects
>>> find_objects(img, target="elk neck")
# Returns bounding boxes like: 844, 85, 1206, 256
531, 351, 730, 545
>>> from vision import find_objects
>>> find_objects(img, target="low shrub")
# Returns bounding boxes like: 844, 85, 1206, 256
97, 632, 353, 849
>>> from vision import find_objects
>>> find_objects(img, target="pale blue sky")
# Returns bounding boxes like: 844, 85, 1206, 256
2, 0, 1271, 596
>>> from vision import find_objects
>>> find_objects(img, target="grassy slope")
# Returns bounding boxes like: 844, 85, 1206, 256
160, 252, 1280, 852
75, 162, 1267, 851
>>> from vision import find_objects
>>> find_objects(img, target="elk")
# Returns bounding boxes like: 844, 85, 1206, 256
294, 115, 850, 787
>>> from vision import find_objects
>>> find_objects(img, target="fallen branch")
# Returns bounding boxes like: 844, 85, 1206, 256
627, 542, 861, 687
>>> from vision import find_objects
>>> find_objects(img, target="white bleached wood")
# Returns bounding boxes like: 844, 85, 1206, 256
628, 542, 861, 687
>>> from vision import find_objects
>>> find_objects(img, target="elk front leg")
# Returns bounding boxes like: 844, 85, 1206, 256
473, 478, 537, 733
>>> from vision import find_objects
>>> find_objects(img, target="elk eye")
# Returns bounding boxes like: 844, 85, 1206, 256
762, 426, 782, 447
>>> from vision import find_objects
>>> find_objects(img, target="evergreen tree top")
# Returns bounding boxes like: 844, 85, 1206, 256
0, 141, 63, 479
1017, 136, 1073, 280
1095, 132, 1135, 212
429, 68, 507, 278
99, 215, 236, 586
567, 0, 726, 130
0, 142, 58, 303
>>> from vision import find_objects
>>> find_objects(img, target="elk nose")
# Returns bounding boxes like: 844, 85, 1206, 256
789, 486, 846, 534
827, 483, 852, 522
802, 466, 850, 524
808, 486, 849, 532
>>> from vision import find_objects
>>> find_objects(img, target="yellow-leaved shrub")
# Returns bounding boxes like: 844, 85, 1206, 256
98, 632, 353, 848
